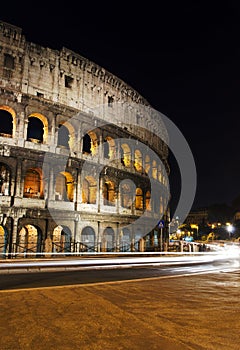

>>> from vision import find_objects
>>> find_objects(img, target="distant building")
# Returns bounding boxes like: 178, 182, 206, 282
233, 211, 240, 221
184, 209, 208, 226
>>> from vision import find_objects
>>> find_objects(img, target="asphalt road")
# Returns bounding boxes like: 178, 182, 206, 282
0, 257, 237, 291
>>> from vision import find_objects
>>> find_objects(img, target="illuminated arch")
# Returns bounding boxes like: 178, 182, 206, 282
146, 190, 151, 211
121, 143, 131, 167
103, 180, 115, 205
82, 176, 97, 204
0, 105, 16, 137
134, 149, 143, 172
152, 160, 157, 179
0, 225, 8, 255
135, 187, 143, 210
144, 155, 151, 174
104, 136, 116, 159
52, 225, 72, 253
17, 224, 43, 254
24, 168, 43, 198
55, 171, 74, 201
88, 131, 98, 156
120, 179, 135, 208
160, 196, 163, 216
158, 164, 162, 182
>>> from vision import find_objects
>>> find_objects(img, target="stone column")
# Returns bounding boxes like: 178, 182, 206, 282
15, 158, 23, 197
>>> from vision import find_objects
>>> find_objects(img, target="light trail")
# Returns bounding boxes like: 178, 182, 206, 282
0, 248, 239, 273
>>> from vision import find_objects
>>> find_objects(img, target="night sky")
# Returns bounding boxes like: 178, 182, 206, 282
1, 2, 240, 213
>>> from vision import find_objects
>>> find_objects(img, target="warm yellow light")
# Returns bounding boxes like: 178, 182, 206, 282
190, 224, 198, 229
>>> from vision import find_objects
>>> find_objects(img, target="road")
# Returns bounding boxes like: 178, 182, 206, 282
0, 255, 238, 291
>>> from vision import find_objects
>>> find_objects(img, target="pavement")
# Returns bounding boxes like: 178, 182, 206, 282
0, 268, 240, 350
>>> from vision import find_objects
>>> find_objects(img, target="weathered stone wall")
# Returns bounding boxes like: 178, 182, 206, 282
0, 20, 168, 150
0, 20, 170, 255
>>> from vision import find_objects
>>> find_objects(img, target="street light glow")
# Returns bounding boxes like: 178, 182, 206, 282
226, 224, 233, 233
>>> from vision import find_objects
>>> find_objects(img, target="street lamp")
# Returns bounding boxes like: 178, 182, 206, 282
226, 223, 234, 240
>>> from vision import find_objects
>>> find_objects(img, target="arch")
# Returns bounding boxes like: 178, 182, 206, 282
82, 176, 97, 204
103, 180, 115, 206
57, 124, 70, 148
17, 224, 43, 255
81, 226, 96, 251
0, 225, 8, 256
120, 228, 131, 252
121, 143, 131, 167
158, 164, 163, 182
28, 113, 48, 143
160, 196, 163, 216
135, 187, 143, 210
0, 105, 16, 138
88, 131, 98, 156
102, 227, 115, 252
120, 179, 135, 208
0, 163, 11, 196
152, 160, 157, 179
104, 136, 116, 159
134, 149, 142, 172
82, 133, 91, 154
103, 139, 110, 158
52, 225, 72, 253
146, 190, 151, 211
24, 168, 43, 198
144, 154, 151, 174
57, 121, 75, 150
55, 171, 74, 201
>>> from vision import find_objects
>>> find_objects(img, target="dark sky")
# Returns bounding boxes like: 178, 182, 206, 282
1, 2, 240, 213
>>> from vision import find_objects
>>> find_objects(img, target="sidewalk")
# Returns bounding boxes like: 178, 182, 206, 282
0, 269, 239, 349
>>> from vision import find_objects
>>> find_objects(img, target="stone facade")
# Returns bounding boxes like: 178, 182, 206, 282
0, 20, 170, 256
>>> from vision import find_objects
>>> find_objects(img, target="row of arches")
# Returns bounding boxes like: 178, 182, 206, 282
0, 223, 147, 255
0, 106, 168, 183
1, 162, 167, 213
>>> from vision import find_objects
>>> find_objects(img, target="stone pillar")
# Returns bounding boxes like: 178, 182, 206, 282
76, 168, 81, 211
98, 131, 103, 162
44, 236, 52, 257
17, 111, 25, 147
11, 217, 19, 255
139, 238, 145, 252
180, 241, 184, 252
116, 223, 120, 252
15, 158, 23, 197
97, 221, 101, 252
73, 170, 78, 207
48, 168, 55, 201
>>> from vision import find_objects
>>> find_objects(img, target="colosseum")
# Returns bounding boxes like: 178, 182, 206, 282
0, 20, 170, 257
